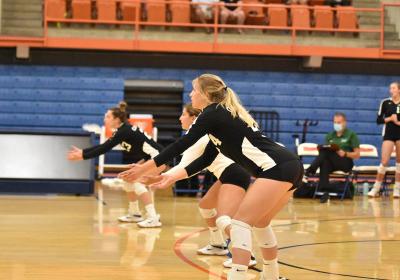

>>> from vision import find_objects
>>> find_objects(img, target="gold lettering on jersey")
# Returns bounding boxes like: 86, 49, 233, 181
121, 141, 132, 152
209, 134, 222, 147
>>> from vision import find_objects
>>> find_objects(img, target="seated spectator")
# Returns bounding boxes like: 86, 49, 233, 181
192, 0, 219, 33
220, 0, 246, 34
324, 0, 351, 6
305, 112, 360, 203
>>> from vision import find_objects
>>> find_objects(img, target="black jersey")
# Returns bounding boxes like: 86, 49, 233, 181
154, 103, 298, 177
376, 98, 400, 138
83, 123, 162, 163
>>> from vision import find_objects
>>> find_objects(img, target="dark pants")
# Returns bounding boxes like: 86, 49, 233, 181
307, 149, 353, 191
324, 0, 351, 6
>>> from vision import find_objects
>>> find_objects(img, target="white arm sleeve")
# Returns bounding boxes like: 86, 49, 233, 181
164, 135, 209, 176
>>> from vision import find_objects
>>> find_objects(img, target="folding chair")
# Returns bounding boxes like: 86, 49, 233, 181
297, 142, 354, 200
47, 0, 66, 19
352, 144, 379, 189
290, 4, 310, 29
313, 5, 334, 30
120, 0, 140, 22
97, 0, 117, 21
267, 4, 288, 28
383, 147, 397, 195
169, 0, 191, 24
72, 0, 91, 19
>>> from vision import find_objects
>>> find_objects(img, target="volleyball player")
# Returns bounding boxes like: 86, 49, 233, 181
153, 103, 258, 267
68, 101, 163, 228
120, 74, 303, 280
368, 82, 400, 198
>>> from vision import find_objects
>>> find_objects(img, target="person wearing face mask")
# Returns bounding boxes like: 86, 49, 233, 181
305, 112, 360, 203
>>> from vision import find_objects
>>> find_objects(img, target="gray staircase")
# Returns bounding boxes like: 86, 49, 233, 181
353, 0, 400, 49
1, 0, 43, 37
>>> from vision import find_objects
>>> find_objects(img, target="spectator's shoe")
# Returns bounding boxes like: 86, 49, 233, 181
393, 187, 400, 198
137, 216, 162, 228
368, 187, 380, 198
197, 244, 229, 256
223, 255, 257, 268
320, 192, 329, 203
118, 214, 144, 223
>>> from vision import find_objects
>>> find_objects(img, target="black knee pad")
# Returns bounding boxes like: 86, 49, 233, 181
219, 163, 251, 190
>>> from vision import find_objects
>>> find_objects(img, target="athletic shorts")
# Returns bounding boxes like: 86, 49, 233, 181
218, 163, 251, 190
258, 159, 304, 190
383, 133, 400, 142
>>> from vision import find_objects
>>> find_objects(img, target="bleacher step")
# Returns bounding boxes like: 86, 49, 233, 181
1, 27, 43, 37
3, 19, 42, 28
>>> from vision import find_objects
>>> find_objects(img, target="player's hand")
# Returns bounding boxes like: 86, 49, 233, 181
67, 146, 83, 161
149, 174, 176, 190
336, 149, 346, 157
389, 114, 398, 122
118, 160, 157, 182
119, 164, 143, 182
139, 175, 163, 185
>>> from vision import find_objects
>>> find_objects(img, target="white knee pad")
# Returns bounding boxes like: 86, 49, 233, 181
396, 163, 400, 173
377, 164, 387, 175
216, 215, 231, 234
123, 182, 136, 192
253, 225, 277, 249
198, 207, 217, 219
230, 219, 252, 252
133, 182, 148, 196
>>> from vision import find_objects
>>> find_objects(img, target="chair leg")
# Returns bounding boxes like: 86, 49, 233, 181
313, 181, 319, 199
340, 173, 353, 200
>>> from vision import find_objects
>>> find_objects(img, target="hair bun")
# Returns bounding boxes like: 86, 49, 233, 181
118, 101, 127, 112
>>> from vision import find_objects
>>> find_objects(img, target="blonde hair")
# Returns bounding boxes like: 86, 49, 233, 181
194, 74, 258, 128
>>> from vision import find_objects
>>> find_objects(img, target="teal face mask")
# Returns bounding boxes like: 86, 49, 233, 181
334, 123, 343, 132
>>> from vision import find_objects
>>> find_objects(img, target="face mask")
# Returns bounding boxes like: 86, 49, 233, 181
334, 123, 343, 132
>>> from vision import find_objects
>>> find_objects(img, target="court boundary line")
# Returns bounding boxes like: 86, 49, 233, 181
173, 216, 398, 279
279, 240, 400, 280
173, 228, 227, 280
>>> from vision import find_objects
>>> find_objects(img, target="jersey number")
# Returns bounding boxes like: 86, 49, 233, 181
121, 141, 132, 152
209, 134, 222, 151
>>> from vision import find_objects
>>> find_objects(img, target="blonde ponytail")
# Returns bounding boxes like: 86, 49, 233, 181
196, 73, 258, 128
222, 87, 258, 128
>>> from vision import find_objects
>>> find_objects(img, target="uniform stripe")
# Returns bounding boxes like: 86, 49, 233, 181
143, 142, 160, 159
241, 137, 276, 171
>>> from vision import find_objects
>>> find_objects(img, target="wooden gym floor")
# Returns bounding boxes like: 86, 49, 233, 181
0, 184, 399, 280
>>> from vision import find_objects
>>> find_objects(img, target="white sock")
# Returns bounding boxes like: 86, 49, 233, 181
262, 258, 279, 280
145, 204, 157, 218
209, 227, 226, 246
228, 264, 248, 280
373, 181, 382, 190
128, 201, 140, 215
